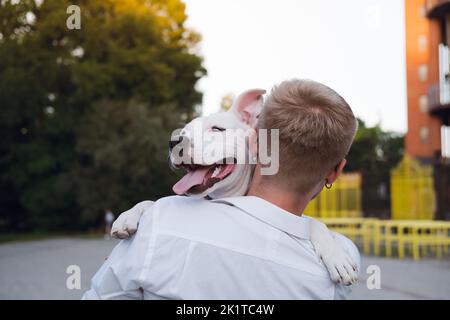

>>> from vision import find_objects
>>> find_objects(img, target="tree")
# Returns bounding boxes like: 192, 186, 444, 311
220, 93, 235, 111
72, 100, 183, 225
0, 0, 205, 231
345, 119, 404, 217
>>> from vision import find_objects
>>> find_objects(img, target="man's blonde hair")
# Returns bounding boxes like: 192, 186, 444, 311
258, 79, 358, 193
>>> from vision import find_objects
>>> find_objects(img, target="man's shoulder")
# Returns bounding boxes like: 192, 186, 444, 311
151, 195, 218, 214
153, 195, 214, 206
143, 195, 237, 229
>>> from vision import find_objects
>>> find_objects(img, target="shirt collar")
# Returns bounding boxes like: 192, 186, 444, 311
211, 196, 310, 240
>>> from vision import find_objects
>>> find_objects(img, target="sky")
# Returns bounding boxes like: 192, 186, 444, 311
183, 0, 407, 133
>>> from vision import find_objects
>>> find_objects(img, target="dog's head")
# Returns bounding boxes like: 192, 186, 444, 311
169, 89, 265, 199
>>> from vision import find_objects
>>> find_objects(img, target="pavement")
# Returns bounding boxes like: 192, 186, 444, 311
0, 238, 449, 300
349, 255, 450, 299
0, 238, 116, 299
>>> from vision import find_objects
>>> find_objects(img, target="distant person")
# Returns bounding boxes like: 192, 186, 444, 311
104, 209, 114, 239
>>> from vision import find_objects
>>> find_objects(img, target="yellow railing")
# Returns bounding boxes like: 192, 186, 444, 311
319, 217, 450, 260
390, 155, 436, 220
305, 173, 362, 218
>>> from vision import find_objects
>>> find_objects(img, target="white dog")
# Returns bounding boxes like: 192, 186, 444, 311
111, 89, 358, 285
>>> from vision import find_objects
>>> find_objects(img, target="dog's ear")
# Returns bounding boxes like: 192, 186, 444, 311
231, 89, 266, 128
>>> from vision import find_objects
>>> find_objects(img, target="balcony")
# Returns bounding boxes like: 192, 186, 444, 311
428, 44, 450, 112
427, 0, 450, 18
428, 82, 450, 112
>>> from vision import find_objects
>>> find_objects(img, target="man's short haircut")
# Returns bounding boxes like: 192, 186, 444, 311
258, 79, 358, 193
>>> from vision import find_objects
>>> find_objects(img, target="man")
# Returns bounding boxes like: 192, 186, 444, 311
83, 79, 360, 299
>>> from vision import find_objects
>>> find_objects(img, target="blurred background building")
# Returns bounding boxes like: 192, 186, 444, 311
405, 0, 450, 219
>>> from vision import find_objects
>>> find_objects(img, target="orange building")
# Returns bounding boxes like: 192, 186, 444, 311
404, 0, 450, 218
405, 0, 449, 158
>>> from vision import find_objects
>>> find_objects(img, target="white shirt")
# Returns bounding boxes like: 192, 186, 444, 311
83, 195, 360, 300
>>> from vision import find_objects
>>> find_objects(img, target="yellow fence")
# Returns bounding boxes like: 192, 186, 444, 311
390, 155, 435, 220
319, 217, 450, 260
305, 173, 361, 218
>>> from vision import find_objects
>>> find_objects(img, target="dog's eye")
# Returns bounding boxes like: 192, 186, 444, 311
211, 126, 225, 132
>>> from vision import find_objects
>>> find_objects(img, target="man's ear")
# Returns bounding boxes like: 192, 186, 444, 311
230, 89, 266, 128
325, 159, 347, 185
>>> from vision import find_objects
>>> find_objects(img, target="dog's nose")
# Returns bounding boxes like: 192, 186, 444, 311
169, 136, 183, 151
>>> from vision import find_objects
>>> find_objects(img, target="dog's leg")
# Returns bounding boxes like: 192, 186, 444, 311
309, 218, 359, 285
111, 200, 154, 239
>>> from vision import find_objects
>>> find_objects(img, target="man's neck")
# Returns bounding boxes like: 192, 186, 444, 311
246, 174, 311, 217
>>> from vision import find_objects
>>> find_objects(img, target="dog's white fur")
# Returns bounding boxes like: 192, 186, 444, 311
111, 89, 358, 285
170, 111, 255, 199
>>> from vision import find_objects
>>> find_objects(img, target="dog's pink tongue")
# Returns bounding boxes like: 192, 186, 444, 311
173, 167, 210, 195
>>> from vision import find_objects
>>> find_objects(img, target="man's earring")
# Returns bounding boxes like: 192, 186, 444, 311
325, 180, 333, 189
251, 155, 257, 163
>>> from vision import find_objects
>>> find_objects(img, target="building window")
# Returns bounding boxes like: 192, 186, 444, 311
418, 35, 427, 52
419, 5, 426, 18
418, 64, 428, 82
420, 126, 429, 144
419, 95, 428, 112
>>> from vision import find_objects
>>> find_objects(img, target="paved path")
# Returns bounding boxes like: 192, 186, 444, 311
349, 255, 450, 299
0, 238, 116, 299
0, 238, 449, 299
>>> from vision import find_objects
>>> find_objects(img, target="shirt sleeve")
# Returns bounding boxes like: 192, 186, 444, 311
331, 232, 361, 300
82, 207, 157, 300
82, 239, 144, 300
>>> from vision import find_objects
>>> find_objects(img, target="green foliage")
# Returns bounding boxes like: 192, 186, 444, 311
0, 0, 205, 231
346, 119, 404, 176
72, 100, 182, 225
220, 93, 234, 111
346, 119, 404, 216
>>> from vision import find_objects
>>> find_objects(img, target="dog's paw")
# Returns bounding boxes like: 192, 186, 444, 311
309, 218, 358, 285
111, 211, 138, 239
111, 201, 154, 239
319, 250, 358, 285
